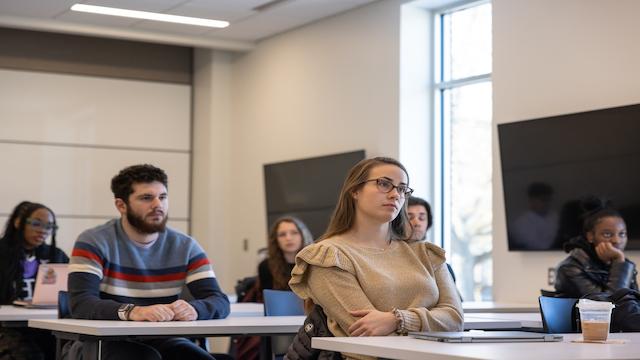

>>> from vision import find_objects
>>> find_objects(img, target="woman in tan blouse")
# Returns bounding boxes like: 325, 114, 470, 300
289, 157, 463, 348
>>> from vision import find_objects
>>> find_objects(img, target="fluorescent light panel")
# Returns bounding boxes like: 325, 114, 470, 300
70, 4, 229, 28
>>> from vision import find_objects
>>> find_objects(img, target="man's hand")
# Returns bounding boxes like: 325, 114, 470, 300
347, 309, 397, 336
169, 299, 198, 321
128, 304, 175, 322
595, 242, 625, 264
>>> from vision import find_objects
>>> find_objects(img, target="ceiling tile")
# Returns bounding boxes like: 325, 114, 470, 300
0, 0, 78, 18
168, 0, 263, 23
83, 0, 186, 12
132, 19, 212, 36
56, 9, 140, 27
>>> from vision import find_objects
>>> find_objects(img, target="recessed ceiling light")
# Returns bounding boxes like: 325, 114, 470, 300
70, 4, 229, 28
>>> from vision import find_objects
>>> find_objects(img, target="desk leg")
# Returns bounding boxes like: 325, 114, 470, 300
82, 339, 101, 360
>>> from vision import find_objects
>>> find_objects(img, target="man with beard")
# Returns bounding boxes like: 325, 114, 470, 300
66, 164, 229, 360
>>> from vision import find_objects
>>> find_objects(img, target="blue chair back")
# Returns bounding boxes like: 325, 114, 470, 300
263, 290, 304, 358
538, 295, 579, 333
263, 289, 304, 316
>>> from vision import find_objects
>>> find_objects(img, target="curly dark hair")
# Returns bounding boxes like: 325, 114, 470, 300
580, 196, 624, 234
0, 201, 59, 303
111, 164, 168, 203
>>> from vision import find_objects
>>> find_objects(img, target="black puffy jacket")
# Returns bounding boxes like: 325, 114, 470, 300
554, 236, 638, 298
284, 305, 342, 360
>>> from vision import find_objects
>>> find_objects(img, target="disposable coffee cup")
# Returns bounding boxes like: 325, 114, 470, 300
576, 299, 615, 341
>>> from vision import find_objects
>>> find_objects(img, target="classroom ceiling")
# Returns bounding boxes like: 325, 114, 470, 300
0, 0, 378, 51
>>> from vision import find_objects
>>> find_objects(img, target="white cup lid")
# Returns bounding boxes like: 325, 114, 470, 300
575, 299, 615, 310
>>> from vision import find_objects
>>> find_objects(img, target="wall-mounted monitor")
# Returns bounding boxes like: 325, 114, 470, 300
499, 103, 640, 251
263, 150, 365, 239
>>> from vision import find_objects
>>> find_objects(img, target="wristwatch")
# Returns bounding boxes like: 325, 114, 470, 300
117, 303, 135, 321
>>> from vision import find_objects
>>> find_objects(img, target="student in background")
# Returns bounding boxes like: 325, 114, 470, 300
289, 157, 462, 356
258, 216, 313, 291
0, 201, 69, 360
407, 196, 459, 287
555, 197, 638, 298
66, 164, 229, 360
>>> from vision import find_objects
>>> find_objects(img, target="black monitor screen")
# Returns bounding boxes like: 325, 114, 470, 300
264, 150, 365, 239
499, 103, 640, 251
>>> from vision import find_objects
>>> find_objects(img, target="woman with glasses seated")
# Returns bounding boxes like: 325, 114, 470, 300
288, 157, 462, 359
0, 201, 69, 360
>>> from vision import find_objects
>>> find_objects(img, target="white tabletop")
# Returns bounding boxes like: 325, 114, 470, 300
464, 312, 542, 329
0, 305, 57, 321
0, 302, 263, 322
29, 315, 305, 337
28, 312, 540, 337
462, 301, 539, 313
313, 333, 640, 360
229, 302, 264, 317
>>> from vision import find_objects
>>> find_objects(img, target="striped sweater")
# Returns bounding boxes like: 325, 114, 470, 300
68, 219, 229, 320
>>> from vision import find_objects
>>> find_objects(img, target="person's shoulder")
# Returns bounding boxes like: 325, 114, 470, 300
77, 219, 118, 242
295, 236, 355, 272
163, 226, 197, 245
405, 240, 447, 264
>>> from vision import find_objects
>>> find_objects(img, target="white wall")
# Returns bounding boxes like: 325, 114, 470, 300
0, 69, 191, 255
493, 0, 640, 301
193, 0, 404, 291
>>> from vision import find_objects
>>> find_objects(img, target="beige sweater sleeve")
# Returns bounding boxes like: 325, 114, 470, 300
401, 260, 464, 332
306, 264, 381, 337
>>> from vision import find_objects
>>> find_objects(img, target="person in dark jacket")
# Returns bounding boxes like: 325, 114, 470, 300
0, 201, 69, 360
555, 198, 638, 298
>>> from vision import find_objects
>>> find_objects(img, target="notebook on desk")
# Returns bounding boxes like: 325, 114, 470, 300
13, 264, 69, 309
409, 331, 563, 343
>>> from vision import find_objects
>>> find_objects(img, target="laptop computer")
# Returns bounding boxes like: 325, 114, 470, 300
409, 331, 563, 343
13, 263, 69, 309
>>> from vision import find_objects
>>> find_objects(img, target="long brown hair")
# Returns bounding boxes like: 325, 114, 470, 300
319, 157, 411, 241
267, 216, 314, 290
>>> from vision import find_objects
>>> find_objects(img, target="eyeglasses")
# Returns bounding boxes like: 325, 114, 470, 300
25, 218, 58, 232
360, 178, 414, 197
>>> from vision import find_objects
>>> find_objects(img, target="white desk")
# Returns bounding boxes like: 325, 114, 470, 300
229, 302, 264, 317
0, 305, 58, 321
313, 333, 640, 360
464, 312, 542, 330
0, 302, 262, 323
30, 316, 305, 359
462, 301, 539, 313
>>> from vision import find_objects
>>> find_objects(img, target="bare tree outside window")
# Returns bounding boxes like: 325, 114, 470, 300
437, 1, 492, 300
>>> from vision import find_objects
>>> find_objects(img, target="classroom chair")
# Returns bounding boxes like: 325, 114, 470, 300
263, 290, 304, 359
538, 295, 580, 333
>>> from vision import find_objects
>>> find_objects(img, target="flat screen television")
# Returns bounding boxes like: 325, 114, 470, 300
499, 103, 640, 251
264, 150, 365, 239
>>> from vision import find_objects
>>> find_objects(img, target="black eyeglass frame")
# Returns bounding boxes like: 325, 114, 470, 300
358, 178, 414, 197
25, 218, 58, 232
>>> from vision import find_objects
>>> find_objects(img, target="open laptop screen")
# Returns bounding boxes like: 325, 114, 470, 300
13, 263, 69, 308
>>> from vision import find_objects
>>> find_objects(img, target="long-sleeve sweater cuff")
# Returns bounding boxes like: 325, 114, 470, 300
398, 309, 422, 332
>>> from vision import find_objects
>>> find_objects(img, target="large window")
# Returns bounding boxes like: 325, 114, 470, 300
435, 1, 492, 301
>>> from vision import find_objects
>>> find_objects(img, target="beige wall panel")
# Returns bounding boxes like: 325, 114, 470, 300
0, 142, 190, 219
0, 69, 191, 151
